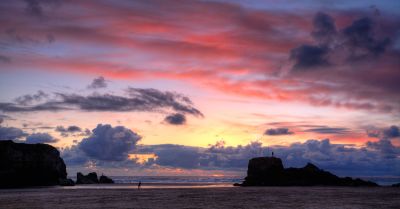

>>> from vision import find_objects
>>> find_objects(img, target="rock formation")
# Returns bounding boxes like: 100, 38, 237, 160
59, 178, 75, 186
76, 172, 99, 184
99, 174, 114, 183
0, 140, 72, 188
239, 157, 378, 187
76, 172, 114, 184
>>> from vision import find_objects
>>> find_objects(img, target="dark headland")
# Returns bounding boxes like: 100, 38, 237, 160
236, 157, 378, 187
0, 140, 113, 188
0, 140, 69, 188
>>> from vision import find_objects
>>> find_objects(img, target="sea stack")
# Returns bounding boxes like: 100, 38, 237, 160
0, 140, 71, 188
99, 174, 114, 184
240, 156, 378, 187
76, 172, 99, 184
76, 172, 114, 184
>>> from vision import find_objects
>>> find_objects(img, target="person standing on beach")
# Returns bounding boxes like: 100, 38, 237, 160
138, 181, 141, 190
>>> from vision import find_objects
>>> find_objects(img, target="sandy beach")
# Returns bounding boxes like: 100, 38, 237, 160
1, 185, 399, 209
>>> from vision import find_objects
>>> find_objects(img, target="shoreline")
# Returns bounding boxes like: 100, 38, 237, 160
2, 181, 400, 191
1, 186, 399, 209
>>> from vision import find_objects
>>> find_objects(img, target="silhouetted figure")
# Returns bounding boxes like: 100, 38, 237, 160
138, 181, 141, 190
272, 151, 274, 157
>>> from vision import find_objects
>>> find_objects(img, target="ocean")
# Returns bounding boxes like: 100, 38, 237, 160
69, 175, 400, 186
67, 176, 242, 189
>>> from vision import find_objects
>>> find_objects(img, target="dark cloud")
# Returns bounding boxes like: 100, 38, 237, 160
312, 12, 337, 44
56, 93, 147, 111
367, 125, 400, 139
290, 13, 394, 71
366, 139, 399, 159
138, 141, 269, 169
56, 125, 82, 133
0, 126, 27, 140
61, 124, 142, 166
78, 124, 141, 161
264, 128, 293, 135
88, 76, 107, 89
343, 17, 390, 59
25, 132, 58, 144
61, 145, 89, 166
66, 125, 81, 132
14, 90, 48, 105
382, 125, 399, 139
290, 13, 334, 71
0, 101, 65, 112
276, 139, 399, 176
150, 144, 203, 169
303, 126, 349, 134
55, 125, 89, 137
164, 113, 186, 125
290, 44, 330, 70
126, 88, 203, 116
0, 88, 203, 117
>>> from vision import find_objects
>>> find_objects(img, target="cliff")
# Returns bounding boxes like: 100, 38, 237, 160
0, 140, 69, 188
240, 157, 378, 187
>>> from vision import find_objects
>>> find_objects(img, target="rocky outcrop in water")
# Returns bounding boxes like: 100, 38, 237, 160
59, 178, 75, 186
239, 157, 378, 187
76, 172, 114, 184
0, 140, 71, 188
76, 172, 99, 184
99, 175, 114, 183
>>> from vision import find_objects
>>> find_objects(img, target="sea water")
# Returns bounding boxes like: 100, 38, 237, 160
68, 175, 400, 186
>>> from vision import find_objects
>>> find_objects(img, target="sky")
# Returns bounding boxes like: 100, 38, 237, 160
0, 0, 399, 177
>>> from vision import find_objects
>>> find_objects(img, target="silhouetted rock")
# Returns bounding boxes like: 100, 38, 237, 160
59, 178, 75, 186
86, 172, 99, 183
392, 183, 400, 187
76, 172, 99, 184
99, 175, 114, 184
244, 157, 284, 186
240, 157, 378, 187
0, 140, 68, 188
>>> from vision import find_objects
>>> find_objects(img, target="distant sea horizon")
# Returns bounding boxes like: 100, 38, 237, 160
68, 175, 400, 186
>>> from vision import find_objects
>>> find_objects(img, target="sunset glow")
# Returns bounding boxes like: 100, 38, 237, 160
0, 0, 399, 177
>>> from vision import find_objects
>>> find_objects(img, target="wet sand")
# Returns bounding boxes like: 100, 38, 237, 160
0, 186, 399, 209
